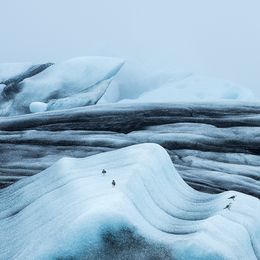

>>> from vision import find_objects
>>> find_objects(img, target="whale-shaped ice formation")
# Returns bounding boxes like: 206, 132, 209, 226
0, 57, 124, 116
0, 143, 259, 259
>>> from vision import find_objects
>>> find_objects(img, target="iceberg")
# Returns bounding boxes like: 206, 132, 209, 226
0, 57, 259, 259
119, 75, 255, 103
0, 144, 259, 259
0, 57, 124, 116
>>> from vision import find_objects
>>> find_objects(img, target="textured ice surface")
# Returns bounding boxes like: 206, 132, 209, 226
1, 102, 260, 197
0, 58, 255, 114
0, 57, 124, 116
0, 144, 259, 259
21, 56, 124, 100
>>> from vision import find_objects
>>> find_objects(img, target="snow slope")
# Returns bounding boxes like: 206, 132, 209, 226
0, 144, 259, 259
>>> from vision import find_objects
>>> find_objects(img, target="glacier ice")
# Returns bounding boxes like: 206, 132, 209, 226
29, 102, 48, 113
117, 75, 255, 103
0, 102, 260, 197
29, 79, 113, 113
0, 57, 124, 116
0, 144, 259, 259
0, 57, 256, 115
96, 60, 256, 104
0, 57, 260, 259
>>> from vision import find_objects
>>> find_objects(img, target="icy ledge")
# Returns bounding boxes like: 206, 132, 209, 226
1, 102, 260, 198
0, 144, 259, 259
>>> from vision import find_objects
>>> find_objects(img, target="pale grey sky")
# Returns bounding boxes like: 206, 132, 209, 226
0, 0, 260, 94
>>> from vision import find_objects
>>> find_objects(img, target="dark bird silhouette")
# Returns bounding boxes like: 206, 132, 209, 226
112, 180, 116, 187
223, 202, 232, 210
102, 169, 106, 175
228, 195, 236, 201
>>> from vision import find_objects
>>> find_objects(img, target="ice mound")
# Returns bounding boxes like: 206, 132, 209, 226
97, 60, 255, 104
99, 60, 191, 103
117, 74, 255, 103
0, 57, 124, 116
0, 144, 259, 259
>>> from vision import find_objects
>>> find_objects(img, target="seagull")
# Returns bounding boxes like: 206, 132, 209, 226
112, 180, 116, 187
102, 169, 106, 175
228, 195, 236, 201
223, 202, 232, 210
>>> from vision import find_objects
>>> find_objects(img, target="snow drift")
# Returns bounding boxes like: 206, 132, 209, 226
0, 144, 259, 259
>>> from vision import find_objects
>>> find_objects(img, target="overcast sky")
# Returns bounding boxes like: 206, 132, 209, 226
0, 0, 259, 94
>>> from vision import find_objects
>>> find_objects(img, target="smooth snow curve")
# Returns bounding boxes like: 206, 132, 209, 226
0, 144, 259, 259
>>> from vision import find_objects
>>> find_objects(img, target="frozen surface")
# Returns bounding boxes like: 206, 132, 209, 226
97, 61, 256, 104
115, 74, 255, 103
99, 60, 191, 103
0, 144, 259, 259
1, 102, 260, 197
0, 57, 256, 116
1, 58, 260, 259
21, 56, 124, 100
0, 57, 124, 116
29, 102, 48, 113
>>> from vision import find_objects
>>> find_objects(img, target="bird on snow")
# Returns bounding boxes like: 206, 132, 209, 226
223, 202, 232, 210
112, 180, 116, 187
228, 195, 236, 201
102, 169, 106, 175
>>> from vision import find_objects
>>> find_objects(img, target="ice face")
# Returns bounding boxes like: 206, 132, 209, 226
0, 143, 259, 259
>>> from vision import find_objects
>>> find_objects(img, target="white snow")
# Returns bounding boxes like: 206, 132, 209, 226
0, 143, 259, 259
